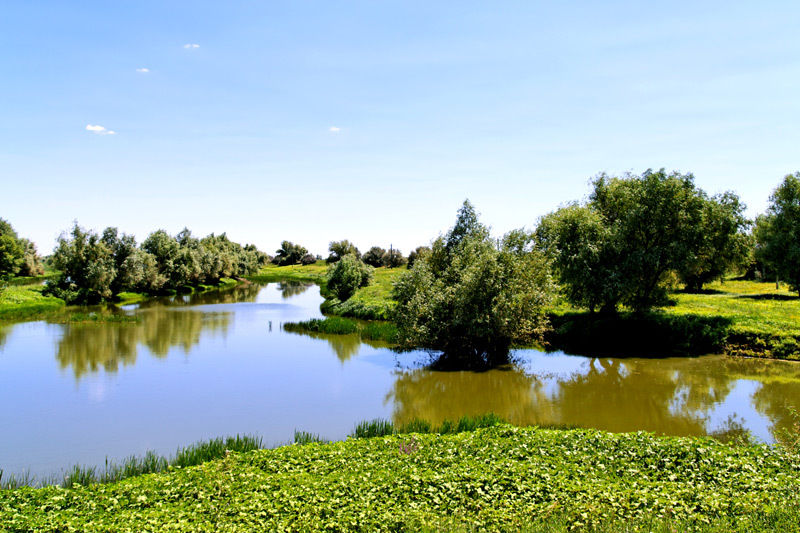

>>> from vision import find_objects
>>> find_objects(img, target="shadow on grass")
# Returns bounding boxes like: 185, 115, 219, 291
545, 311, 734, 357
736, 293, 799, 301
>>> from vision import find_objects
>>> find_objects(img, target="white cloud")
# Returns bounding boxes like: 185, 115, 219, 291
183, 43, 200, 49
329, 126, 341, 133
136, 68, 150, 73
86, 124, 116, 135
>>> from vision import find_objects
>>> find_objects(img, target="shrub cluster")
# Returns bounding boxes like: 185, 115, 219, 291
0, 218, 44, 280
44, 223, 267, 304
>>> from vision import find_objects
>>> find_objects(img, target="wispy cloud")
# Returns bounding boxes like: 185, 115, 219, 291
329, 126, 341, 133
86, 124, 115, 135
136, 68, 149, 73
183, 43, 200, 49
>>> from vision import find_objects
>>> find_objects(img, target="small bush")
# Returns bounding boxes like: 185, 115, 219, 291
300, 254, 317, 266
326, 255, 374, 301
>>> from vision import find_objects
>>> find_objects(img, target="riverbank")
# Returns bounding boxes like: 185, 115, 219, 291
0, 277, 242, 323
2, 423, 798, 532
269, 263, 800, 360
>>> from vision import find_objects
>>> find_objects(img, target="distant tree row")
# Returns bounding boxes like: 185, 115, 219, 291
0, 218, 44, 280
43, 223, 270, 304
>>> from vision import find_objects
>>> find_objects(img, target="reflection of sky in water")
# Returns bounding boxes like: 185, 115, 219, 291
702, 380, 772, 443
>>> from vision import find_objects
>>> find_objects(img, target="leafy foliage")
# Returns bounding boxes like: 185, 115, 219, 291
326, 254, 374, 301
755, 172, 800, 293
45, 223, 264, 304
362, 246, 386, 267
536, 169, 746, 313
381, 247, 407, 268
326, 239, 360, 264
274, 240, 309, 266
393, 200, 554, 367
0, 218, 44, 280
406, 246, 430, 269
1, 425, 798, 532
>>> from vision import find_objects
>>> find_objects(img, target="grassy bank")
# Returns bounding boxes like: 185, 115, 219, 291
322, 266, 405, 320
309, 274, 800, 360
2, 424, 799, 532
545, 280, 800, 360
0, 277, 245, 323
245, 262, 329, 284
0, 284, 65, 321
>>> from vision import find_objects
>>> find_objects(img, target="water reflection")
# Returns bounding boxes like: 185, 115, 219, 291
132, 283, 263, 309
387, 353, 800, 442
55, 309, 231, 379
277, 281, 313, 299
0, 324, 9, 350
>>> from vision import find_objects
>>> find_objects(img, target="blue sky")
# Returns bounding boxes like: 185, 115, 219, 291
2, 1, 798, 257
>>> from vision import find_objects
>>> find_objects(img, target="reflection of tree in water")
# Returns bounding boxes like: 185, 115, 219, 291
277, 281, 313, 299
548, 358, 735, 437
0, 324, 9, 350
388, 366, 554, 427
387, 354, 800, 439
722, 357, 800, 441
55, 310, 231, 379
284, 329, 362, 362
133, 284, 263, 309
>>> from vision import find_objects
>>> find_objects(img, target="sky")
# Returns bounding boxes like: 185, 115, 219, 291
2, 0, 799, 257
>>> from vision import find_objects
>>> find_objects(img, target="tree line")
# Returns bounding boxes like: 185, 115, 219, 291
43, 224, 271, 304
3, 170, 800, 327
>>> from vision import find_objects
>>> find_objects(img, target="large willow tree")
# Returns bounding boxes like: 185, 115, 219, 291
392, 201, 554, 368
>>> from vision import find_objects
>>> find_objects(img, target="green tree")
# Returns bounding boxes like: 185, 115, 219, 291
326, 240, 360, 264
326, 254, 374, 301
677, 191, 751, 292
406, 246, 430, 269
536, 169, 711, 313
45, 223, 117, 304
393, 200, 554, 367
274, 241, 308, 266
0, 233, 23, 279
362, 246, 386, 267
0, 218, 42, 279
755, 172, 800, 292
381, 247, 407, 268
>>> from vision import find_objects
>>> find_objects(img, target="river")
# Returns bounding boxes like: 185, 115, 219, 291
1, 281, 799, 481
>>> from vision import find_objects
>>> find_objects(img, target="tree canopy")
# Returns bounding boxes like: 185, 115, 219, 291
535, 169, 748, 313
326, 254, 374, 301
45, 223, 265, 304
0, 218, 44, 280
755, 172, 800, 293
326, 240, 360, 264
393, 200, 554, 368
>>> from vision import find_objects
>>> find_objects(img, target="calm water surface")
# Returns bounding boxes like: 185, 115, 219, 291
1, 281, 800, 480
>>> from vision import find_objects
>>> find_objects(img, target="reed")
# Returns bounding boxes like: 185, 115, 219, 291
293, 430, 328, 445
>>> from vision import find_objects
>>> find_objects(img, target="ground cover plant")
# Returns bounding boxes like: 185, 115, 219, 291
2, 425, 799, 532
0, 283, 65, 321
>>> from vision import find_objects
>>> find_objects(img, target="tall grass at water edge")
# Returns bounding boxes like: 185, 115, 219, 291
0, 434, 264, 490
2, 414, 506, 490
284, 316, 398, 344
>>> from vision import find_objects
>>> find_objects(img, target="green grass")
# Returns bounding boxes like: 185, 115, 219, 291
350, 414, 506, 439
0, 284, 65, 321
0, 434, 265, 490
284, 316, 399, 344
665, 279, 800, 359
2, 424, 799, 531
322, 266, 405, 320
245, 262, 329, 284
